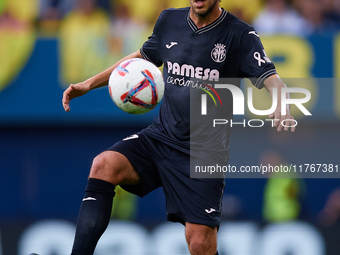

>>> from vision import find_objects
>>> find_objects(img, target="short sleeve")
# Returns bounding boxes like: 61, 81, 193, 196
140, 12, 164, 67
239, 28, 277, 89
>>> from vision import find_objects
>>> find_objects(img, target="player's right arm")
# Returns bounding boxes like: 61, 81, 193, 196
62, 50, 143, 112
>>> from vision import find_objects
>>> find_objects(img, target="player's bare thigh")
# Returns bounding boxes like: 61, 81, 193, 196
185, 222, 218, 255
89, 151, 140, 186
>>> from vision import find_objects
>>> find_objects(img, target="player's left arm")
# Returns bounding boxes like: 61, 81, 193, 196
264, 74, 296, 132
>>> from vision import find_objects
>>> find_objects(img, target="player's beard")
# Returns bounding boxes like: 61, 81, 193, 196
190, 0, 219, 17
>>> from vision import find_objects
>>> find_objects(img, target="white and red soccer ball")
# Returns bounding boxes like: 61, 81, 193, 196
108, 58, 165, 114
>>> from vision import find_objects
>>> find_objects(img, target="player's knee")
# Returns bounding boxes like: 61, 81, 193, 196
185, 224, 217, 255
187, 237, 210, 254
90, 151, 138, 186
90, 152, 125, 184
90, 153, 113, 177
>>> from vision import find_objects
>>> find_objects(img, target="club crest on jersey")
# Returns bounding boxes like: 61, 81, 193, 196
211, 43, 226, 63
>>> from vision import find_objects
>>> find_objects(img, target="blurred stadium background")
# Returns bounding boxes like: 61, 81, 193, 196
0, 0, 340, 254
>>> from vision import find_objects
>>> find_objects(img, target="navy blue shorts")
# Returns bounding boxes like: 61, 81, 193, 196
108, 130, 225, 227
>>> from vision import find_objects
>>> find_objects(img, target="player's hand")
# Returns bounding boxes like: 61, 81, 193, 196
62, 83, 90, 112
268, 110, 296, 132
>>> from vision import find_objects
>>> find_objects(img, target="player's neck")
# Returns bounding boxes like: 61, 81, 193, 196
190, 6, 222, 29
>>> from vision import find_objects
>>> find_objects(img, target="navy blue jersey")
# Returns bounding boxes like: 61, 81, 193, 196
140, 8, 276, 161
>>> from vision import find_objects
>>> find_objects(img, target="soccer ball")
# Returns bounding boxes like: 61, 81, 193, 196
108, 58, 164, 114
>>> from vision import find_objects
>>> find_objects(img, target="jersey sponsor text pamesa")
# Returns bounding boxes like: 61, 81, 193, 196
167, 61, 220, 81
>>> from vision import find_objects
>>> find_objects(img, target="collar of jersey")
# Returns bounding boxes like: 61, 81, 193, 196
187, 8, 227, 34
